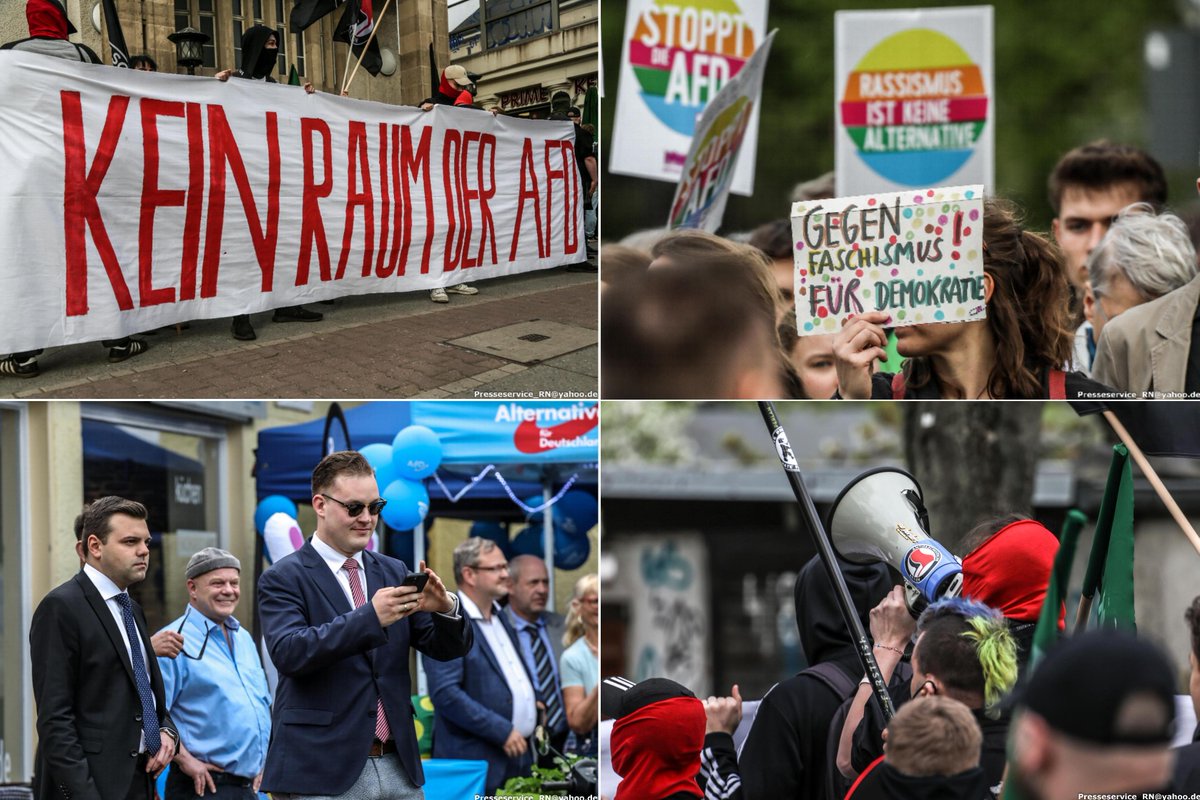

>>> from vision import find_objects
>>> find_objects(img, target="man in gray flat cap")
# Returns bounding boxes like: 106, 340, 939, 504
156, 548, 271, 800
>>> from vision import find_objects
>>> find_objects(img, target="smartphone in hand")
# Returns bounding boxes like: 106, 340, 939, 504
401, 572, 429, 593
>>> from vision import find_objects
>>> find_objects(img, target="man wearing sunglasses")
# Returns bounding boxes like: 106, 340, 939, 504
156, 548, 271, 800
258, 450, 471, 800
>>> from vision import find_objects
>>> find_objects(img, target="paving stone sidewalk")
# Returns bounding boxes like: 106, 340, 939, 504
6, 271, 596, 399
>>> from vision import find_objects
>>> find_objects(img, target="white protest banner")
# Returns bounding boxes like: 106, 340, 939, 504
609, 0, 768, 195
791, 185, 985, 336
0, 52, 584, 352
667, 29, 775, 232
834, 6, 993, 197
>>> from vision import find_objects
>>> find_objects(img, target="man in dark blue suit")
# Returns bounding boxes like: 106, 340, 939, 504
423, 537, 539, 794
258, 451, 471, 800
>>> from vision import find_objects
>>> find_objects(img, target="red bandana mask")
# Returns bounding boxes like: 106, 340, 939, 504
26, 0, 70, 39
963, 519, 1064, 628
611, 696, 706, 800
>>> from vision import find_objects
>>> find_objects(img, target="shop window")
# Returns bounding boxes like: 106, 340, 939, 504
81, 415, 226, 636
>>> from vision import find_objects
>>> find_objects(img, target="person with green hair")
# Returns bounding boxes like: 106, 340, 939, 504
837, 593, 1019, 800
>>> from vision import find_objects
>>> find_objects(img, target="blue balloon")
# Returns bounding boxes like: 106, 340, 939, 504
380, 478, 430, 531
554, 527, 591, 570
392, 425, 444, 481
470, 520, 512, 558
255, 495, 297, 534
551, 490, 598, 536
359, 443, 398, 490
510, 526, 544, 558
511, 524, 591, 569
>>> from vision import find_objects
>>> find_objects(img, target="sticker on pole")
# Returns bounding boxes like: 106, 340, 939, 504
791, 184, 985, 336
772, 427, 799, 471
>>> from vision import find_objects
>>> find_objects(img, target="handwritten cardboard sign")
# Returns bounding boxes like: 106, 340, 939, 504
791, 185, 985, 335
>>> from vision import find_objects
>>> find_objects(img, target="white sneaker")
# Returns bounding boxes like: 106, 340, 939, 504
430, 288, 449, 303
446, 283, 479, 295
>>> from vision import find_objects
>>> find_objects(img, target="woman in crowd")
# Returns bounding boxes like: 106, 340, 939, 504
561, 574, 599, 756
833, 199, 1113, 399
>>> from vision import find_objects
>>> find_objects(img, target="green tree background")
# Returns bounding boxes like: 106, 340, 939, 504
600, 0, 1195, 240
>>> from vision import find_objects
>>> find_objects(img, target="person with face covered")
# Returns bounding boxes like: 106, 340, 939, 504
215, 25, 322, 342
737, 554, 896, 800
602, 676, 744, 800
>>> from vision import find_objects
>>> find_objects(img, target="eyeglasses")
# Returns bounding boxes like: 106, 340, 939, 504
175, 606, 216, 661
470, 562, 509, 573
322, 493, 387, 517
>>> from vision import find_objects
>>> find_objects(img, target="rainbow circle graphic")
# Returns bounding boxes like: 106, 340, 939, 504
839, 29, 988, 186
629, 0, 756, 135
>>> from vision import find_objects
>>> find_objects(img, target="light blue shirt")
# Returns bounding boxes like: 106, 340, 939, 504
560, 637, 597, 693
157, 606, 272, 778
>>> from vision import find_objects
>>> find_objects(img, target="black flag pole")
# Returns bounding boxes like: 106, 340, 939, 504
758, 401, 896, 720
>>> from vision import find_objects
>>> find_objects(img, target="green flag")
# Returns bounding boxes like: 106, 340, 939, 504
288, 65, 301, 86
1088, 444, 1136, 630
1029, 509, 1084, 666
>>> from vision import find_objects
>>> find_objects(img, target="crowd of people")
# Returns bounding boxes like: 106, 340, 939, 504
602, 515, 1200, 800
29, 450, 599, 800
602, 138, 1200, 400
0, 0, 597, 380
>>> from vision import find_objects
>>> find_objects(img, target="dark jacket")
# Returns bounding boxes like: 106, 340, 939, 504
258, 541, 471, 793
423, 594, 538, 795
846, 757, 990, 800
30, 572, 177, 800
738, 556, 894, 800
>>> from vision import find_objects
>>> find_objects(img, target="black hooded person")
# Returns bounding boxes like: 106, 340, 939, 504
215, 25, 324, 341
737, 553, 897, 800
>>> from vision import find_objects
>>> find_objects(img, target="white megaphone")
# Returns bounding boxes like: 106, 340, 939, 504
826, 467, 962, 616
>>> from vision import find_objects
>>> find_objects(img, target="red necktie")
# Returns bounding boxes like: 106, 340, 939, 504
344, 558, 391, 743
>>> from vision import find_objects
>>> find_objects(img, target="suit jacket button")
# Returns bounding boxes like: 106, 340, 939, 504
130, 751, 138, 758
135, 714, 142, 722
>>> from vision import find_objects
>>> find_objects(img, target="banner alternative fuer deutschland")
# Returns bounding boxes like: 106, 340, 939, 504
791, 185, 985, 336
834, 6, 993, 196
609, 0, 768, 195
667, 29, 775, 232
0, 53, 585, 351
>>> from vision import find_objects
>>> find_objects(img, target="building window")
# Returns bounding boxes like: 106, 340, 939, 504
232, 0, 245, 70
80, 411, 227, 636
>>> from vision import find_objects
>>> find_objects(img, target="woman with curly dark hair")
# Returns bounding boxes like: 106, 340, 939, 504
832, 199, 1115, 399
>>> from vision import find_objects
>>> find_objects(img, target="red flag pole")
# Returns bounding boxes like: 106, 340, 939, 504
1102, 410, 1200, 558
342, 0, 395, 94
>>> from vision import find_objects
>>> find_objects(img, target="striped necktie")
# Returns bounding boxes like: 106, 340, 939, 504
115, 593, 161, 753
525, 623, 564, 732
344, 559, 392, 744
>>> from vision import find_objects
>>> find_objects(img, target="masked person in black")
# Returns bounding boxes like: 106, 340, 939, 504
216, 25, 321, 341
737, 555, 895, 800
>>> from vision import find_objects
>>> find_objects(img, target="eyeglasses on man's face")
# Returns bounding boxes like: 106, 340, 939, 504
470, 562, 510, 574
322, 493, 387, 517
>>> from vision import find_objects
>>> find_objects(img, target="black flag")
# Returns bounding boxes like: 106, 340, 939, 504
1070, 401, 1200, 458
290, 0, 346, 32
334, 0, 382, 76
101, 0, 130, 67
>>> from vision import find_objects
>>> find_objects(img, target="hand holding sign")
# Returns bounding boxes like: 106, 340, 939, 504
833, 310, 890, 399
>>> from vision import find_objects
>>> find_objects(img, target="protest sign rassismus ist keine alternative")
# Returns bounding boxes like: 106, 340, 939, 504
790, 185, 985, 336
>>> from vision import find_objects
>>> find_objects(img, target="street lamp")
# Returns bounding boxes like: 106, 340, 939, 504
168, 27, 209, 75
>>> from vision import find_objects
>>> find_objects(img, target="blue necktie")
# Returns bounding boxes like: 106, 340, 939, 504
526, 624, 564, 732
115, 593, 161, 753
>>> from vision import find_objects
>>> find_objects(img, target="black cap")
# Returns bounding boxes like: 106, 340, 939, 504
601, 676, 695, 720
566, 106, 582, 118
1019, 630, 1176, 746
